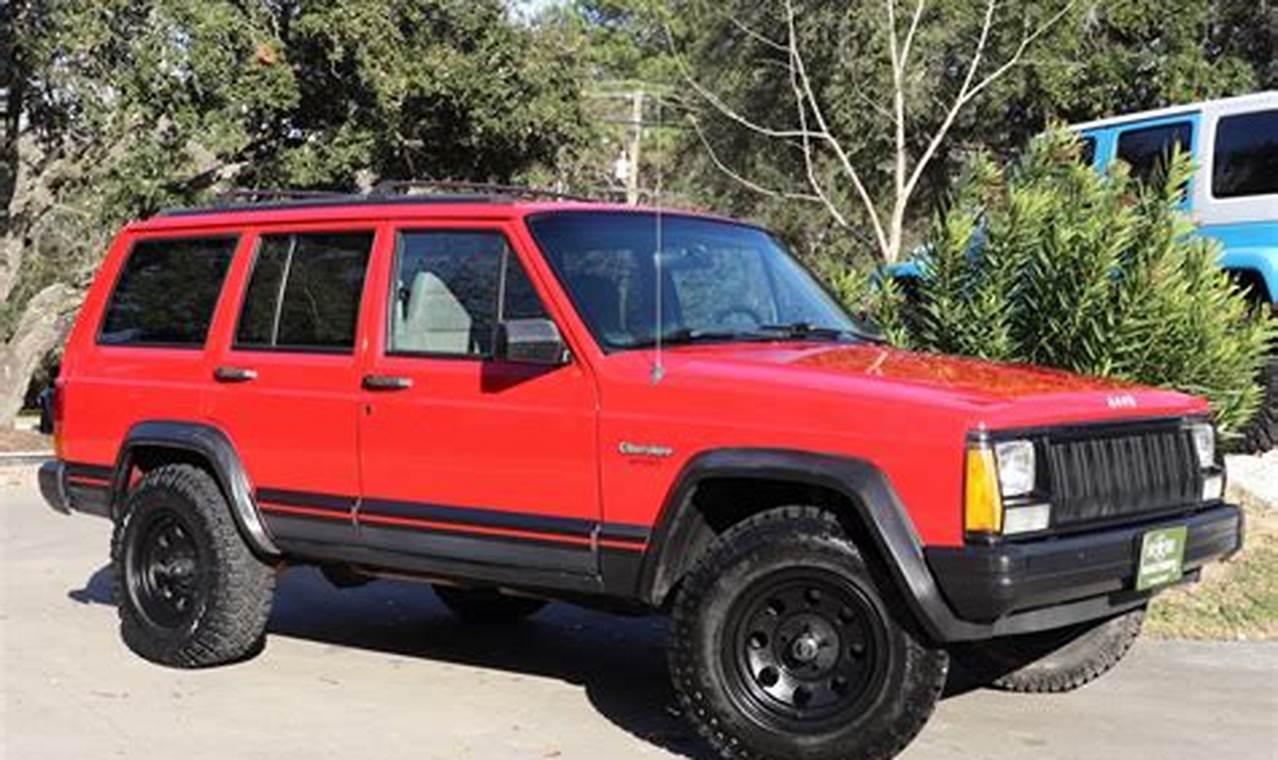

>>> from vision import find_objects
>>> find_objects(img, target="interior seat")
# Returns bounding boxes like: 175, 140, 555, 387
396, 271, 473, 353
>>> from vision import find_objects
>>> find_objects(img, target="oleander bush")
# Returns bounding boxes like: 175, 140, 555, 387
837, 128, 1272, 438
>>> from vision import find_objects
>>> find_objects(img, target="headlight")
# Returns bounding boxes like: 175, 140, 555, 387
1189, 423, 1215, 468
994, 439, 1036, 497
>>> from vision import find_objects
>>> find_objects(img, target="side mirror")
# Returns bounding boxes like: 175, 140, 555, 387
494, 318, 569, 365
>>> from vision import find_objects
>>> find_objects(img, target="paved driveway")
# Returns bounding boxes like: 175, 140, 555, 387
2, 472, 1275, 760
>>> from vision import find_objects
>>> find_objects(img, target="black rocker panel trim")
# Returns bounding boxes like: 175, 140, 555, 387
262, 511, 356, 546
360, 497, 597, 538
255, 484, 646, 593
275, 538, 605, 596
257, 487, 356, 513
359, 520, 593, 574
597, 523, 652, 543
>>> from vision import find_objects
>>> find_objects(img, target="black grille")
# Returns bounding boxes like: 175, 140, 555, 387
1045, 425, 1202, 527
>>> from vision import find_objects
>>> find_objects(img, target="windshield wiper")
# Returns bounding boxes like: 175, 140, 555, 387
623, 328, 745, 349
757, 322, 858, 341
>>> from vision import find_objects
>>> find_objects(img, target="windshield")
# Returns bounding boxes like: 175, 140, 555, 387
527, 211, 864, 351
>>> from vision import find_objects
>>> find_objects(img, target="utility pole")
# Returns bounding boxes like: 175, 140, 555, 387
625, 90, 644, 206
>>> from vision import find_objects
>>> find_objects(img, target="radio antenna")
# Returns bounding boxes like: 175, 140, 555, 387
651, 96, 665, 385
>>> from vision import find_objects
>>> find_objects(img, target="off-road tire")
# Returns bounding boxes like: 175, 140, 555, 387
433, 585, 547, 623
111, 464, 275, 668
668, 506, 948, 760
1241, 357, 1278, 454
957, 607, 1144, 693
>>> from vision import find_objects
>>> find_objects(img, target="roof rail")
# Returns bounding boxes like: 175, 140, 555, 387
214, 188, 354, 204
371, 179, 596, 203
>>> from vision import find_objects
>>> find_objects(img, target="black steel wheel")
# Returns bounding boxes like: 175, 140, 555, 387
669, 506, 947, 760
112, 464, 275, 668
125, 507, 208, 631
724, 568, 891, 733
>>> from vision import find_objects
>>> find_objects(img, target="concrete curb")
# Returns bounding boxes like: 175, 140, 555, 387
0, 452, 53, 468
1224, 453, 1278, 515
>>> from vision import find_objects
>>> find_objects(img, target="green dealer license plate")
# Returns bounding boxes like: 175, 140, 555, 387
1136, 525, 1188, 591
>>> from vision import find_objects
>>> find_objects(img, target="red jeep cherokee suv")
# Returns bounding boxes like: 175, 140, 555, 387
39, 190, 1241, 760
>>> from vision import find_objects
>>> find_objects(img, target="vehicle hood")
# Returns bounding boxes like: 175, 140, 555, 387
656, 341, 1207, 426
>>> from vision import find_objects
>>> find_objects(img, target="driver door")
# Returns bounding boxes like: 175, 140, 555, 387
356, 222, 600, 574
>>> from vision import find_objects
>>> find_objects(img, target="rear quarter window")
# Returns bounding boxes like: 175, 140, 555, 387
98, 236, 238, 347
1213, 109, 1278, 198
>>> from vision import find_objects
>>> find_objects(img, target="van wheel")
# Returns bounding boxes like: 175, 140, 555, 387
111, 464, 275, 668
433, 585, 547, 624
955, 607, 1144, 693
669, 506, 948, 760
1241, 358, 1278, 454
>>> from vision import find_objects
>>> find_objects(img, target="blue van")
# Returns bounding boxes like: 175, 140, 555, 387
1078, 93, 1277, 451
1072, 92, 1278, 311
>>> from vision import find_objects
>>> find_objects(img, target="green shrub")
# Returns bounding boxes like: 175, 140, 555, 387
838, 129, 1272, 438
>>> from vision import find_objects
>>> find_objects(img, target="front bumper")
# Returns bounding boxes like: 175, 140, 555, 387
925, 503, 1242, 630
39, 461, 112, 519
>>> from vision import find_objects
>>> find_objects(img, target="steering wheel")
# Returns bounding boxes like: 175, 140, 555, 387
711, 306, 765, 329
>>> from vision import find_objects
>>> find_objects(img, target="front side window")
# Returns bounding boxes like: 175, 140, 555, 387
527, 211, 862, 350
389, 230, 549, 357
99, 236, 237, 347
1213, 109, 1278, 198
1116, 121, 1193, 186
235, 232, 372, 352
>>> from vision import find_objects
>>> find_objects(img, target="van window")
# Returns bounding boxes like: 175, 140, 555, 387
1213, 109, 1278, 198
235, 232, 373, 352
1080, 136, 1097, 166
389, 230, 548, 357
99, 236, 237, 347
1116, 122, 1193, 186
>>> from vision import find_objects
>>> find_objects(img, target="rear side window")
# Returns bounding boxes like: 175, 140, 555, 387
99, 236, 237, 347
1079, 136, 1097, 166
389, 230, 549, 357
1213, 109, 1278, 198
235, 232, 373, 352
1116, 121, 1193, 185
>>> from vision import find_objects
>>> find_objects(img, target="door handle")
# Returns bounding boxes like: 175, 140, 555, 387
214, 365, 258, 383
362, 374, 413, 391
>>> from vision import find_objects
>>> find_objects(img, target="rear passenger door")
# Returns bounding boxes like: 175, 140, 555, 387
205, 228, 377, 551
356, 223, 600, 576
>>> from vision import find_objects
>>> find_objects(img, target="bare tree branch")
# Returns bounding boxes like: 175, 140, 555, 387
900, 0, 1076, 214
680, 0, 1076, 264
898, 0, 927, 70
782, 0, 890, 256
784, 6, 849, 228
688, 116, 823, 204
726, 13, 788, 52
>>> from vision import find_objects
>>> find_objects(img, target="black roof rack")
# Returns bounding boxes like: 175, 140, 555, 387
153, 180, 598, 218
215, 188, 351, 204
371, 179, 596, 203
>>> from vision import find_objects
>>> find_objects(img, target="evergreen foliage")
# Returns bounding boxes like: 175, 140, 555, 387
852, 130, 1272, 435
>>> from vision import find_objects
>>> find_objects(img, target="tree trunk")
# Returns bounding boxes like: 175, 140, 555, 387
0, 282, 80, 428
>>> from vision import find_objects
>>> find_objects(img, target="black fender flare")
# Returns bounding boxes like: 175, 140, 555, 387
111, 420, 280, 558
636, 448, 986, 642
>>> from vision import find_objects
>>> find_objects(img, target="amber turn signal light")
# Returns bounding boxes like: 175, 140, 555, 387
964, 445, 1003, 534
